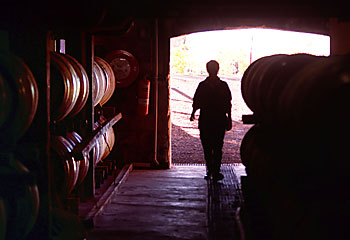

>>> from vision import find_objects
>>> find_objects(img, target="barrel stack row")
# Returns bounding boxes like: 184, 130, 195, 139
50, 52, 116, 122
0, 52, 40, 240
50, 53, 117, 196
0, 50, 118, 239
240, 54, 350, 240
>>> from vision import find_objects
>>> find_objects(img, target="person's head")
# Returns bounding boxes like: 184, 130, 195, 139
206, 60, 219, 76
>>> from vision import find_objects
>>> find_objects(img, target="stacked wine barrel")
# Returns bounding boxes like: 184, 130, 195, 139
0, 52, 40, 239
240, 54, 350, 240
92, 116, 116, 188
50, 53, 116, 122
93, 119, 116, 165
51, 130, 106, 196
50, 53, 116, 196
92, 57, 116, 169
0, 52, 39, 142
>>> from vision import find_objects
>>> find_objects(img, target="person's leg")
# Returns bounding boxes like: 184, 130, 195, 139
200, 129, 214, 179
212, 129, 225, 181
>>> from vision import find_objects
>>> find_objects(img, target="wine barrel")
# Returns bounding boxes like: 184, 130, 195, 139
240, 125, 276, 178
0, 52, 39, 141
63, 54, 89, 118
0, 72, 11, 129
263, 54, 321, 124
100, 127, 115, 162
279, 55, 350, 136
241, 54, 321, 124
65, 131, 90, 187
240, 124, 302, 180
241, 54, 286, 115
50, 52, 80, 122
93, 137, 102, 165
97, 117, 115, 162
92, 62, 106, 107
104, 50, 140, 88
98, 135, 107, 163
92, 122, 103, 165
240, 126, 326, 240
95, 123, 108, 165
92, 121, 115, 164
51, 136, 79, 195
2, 159, 40, 240
95, 56, 116, 106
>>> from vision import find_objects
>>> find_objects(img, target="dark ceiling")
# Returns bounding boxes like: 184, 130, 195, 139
0, 0, 348, 31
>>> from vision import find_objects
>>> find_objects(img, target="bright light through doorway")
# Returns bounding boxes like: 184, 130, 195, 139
170, 28, 330, 163
170, 28, 330, 124
170, 28, 330, 78
190, 28, 330, 57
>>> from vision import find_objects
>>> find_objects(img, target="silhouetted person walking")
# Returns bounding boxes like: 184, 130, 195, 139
190, 60, 232, 181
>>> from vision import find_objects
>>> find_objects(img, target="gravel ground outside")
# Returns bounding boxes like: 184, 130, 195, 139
170, 75, 252, 164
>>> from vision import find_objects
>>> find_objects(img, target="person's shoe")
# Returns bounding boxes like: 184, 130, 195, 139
204, 173, 212, 180
213, 173, 224, 181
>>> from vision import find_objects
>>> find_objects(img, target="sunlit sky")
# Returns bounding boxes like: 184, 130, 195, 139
171, 28, 330, 73
185, 28, 330, 62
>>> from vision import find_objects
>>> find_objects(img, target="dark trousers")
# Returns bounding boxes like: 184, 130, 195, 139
199, 127, 225, 175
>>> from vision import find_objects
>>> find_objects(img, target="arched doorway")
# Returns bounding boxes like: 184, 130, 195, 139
169, 28, 330, 165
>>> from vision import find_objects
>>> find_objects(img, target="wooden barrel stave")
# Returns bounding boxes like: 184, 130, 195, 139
65, 131, 90, 187
50, 52, 80, 122
99, 127, 115, 162
51, 136, 78, 195
63, 54, 89, 118
92, 62, 106, 107
95, 56, 116, 106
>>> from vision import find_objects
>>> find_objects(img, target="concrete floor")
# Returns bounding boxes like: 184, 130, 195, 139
86, 164, 245, 240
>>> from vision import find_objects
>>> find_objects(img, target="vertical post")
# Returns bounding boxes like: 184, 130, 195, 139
156, 19, 171, 168
64, 31, 95, 199
81, 33, 96, 199
61, 31, 95, 199
153, 19, 159, 167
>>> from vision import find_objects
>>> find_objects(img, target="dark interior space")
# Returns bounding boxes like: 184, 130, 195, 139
0, 1, 349, 239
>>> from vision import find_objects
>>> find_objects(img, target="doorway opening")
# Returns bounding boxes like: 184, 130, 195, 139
169, 28, 330, 164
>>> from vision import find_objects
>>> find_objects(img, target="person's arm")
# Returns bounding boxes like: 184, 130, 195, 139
226, 107, 231, 120
225, 82, 232, 130
190, 84, 201, 121
190, 107, 198, 121
226, 82, 232, 119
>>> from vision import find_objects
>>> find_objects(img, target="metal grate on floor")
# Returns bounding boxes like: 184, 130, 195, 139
172, 163, 245, 240
172, 163, 206, 166
173, 163, 243, 166
206, 164, 244, 240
